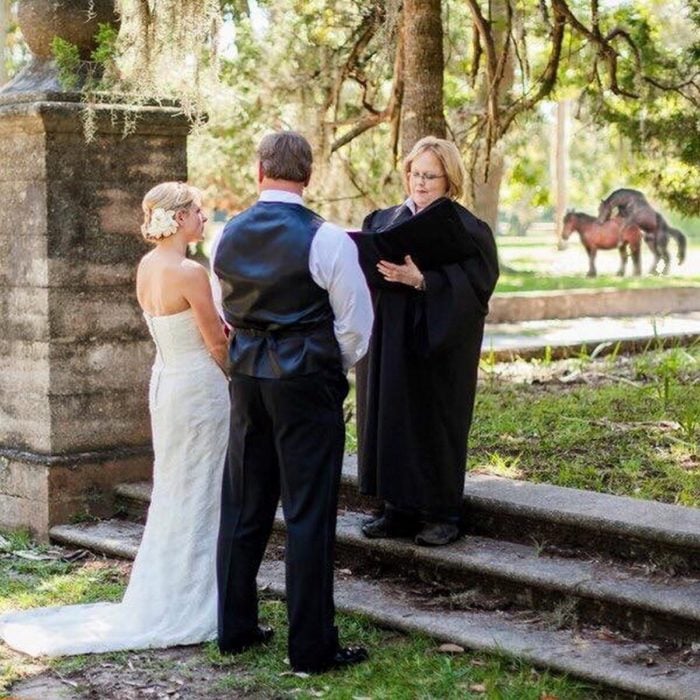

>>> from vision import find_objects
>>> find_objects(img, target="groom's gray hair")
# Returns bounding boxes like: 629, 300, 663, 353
257, 131, 313, 183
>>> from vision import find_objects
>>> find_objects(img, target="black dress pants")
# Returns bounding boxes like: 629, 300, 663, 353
217, 369, 347, 669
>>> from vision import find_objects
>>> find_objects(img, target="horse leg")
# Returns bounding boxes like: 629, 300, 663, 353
617, 244, 628, 276
646, 239, 659, 275
631, 244, 642, 276
587, 248, 597, 277
660, 243, 671, 275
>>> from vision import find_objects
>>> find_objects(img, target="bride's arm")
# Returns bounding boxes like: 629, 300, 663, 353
181, 262, 229, 374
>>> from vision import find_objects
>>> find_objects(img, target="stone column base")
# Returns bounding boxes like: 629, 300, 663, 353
0, 446, 152, 540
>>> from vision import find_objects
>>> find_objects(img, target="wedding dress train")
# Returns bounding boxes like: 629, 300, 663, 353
0, 308, 229, 656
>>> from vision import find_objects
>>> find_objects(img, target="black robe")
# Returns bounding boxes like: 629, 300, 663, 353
356, 201, 499, 520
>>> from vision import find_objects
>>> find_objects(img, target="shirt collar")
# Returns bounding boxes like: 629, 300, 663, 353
258, 189, 305, 205
403, 197, 417, 215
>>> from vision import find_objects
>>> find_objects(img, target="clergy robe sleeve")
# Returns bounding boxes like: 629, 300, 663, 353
415, 210, 499, 356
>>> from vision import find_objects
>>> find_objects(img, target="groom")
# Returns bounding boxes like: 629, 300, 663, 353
214, 131, 373, 673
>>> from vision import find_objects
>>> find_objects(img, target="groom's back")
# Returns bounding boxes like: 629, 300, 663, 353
214, 199, 340, 378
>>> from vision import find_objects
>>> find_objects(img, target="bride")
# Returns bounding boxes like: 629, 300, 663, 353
0, 182, 230, 656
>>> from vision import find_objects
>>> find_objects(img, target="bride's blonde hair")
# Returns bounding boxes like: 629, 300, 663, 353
141, 182, 202, 242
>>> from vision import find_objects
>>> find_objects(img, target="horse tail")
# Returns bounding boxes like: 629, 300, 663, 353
668, 227, 687, 264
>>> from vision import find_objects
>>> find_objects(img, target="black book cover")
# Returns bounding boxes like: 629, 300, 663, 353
348, 198, 477, 271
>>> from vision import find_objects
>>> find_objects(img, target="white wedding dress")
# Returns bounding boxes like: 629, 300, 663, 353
0, 308, 230, 656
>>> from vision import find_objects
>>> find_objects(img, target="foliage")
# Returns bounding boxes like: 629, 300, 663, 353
5, 1, 698, 223
494, 270, 700, 293
580, 1, 700, 215
468, 348, 700, 506
50, 36, 81, 90
91, 22, 119, 73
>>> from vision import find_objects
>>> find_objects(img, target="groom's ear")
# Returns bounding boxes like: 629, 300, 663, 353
257, 161, 264, 184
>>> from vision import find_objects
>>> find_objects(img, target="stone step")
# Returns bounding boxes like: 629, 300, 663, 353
115, 455, 700, 572
52, 511, 700, 644
47, 519, 700, 700
328, 510, 700, 644
50, 520, 142, 559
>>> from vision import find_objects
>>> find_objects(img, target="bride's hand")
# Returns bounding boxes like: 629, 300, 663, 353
377, 255, 424, 289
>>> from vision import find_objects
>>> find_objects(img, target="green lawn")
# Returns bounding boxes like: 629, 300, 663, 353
495, 270, 700, 293
0, 533, 599, 699
347, 345, 699, 507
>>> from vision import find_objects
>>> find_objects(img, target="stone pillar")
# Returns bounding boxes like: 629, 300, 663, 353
0, 2, 190, 538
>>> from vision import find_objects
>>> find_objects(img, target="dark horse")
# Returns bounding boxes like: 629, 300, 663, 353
562, 211, 642, 277
598, 188, 686, 275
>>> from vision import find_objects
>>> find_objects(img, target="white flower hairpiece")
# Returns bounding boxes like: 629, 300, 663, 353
146, 208, 179, 239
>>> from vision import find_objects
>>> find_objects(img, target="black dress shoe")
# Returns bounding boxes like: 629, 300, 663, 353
361, 514, 416, 539
414, 522, 460, 546
218, 625, 274, 655
294, 646, 369, 673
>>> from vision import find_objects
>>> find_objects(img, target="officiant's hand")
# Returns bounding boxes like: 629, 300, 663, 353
377, 255, 425, 290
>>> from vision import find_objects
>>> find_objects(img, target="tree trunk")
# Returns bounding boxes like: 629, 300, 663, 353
0, 0, 9, 86
400, 0, 446, 156
465, 0, 514, 232
472, 145, 505, 233
553, 99, 570, 248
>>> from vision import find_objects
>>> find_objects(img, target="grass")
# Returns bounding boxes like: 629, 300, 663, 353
470, 346, 699, 506
207, 598, 596, 699
495, 269, 700, 293
346, 345, 699, 507
0, 537, 600, 699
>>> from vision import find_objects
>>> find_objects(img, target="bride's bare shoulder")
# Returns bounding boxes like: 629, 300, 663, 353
179, 258, 208, 279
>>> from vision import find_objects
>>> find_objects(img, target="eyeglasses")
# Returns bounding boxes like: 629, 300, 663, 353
409, 172, 446, 183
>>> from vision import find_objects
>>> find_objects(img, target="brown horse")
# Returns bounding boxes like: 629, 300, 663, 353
562, 211, 642, 277
597, 188, 687, 275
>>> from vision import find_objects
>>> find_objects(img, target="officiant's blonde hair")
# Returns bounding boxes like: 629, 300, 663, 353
141, 182, 202, 241
403, 137, 466, 201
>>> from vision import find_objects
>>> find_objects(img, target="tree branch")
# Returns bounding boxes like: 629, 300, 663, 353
330, 9, 404, 153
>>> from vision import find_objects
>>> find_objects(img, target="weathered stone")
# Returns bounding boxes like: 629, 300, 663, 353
48, 339, 154, 394
0, 447, 152, 539
487, 287, 700, 323
0, 285, 49, 340
0, 234, 48, 287
0, 389, 52, 452
49, 388, 151, 453
17, 0, 119, 61
0, 88, 189, 536
47, 286, 146, 342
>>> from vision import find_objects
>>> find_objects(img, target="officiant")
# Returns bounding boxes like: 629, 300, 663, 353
355, 136, 499, 546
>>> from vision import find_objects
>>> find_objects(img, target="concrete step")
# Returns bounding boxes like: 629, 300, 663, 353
328, 510, 700, 644
50, 519, 142, 559
52, 511, 700, 644
47, 519, 700, 700
483, 326, 700, 362
116, 456, 700, 572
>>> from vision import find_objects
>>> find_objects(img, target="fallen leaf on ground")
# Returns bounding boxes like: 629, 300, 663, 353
540, 695, 560, 700
469, 683, 487, 693
14, 550, 57, 561
279, 671, 310, 678
438, 643, 465, 653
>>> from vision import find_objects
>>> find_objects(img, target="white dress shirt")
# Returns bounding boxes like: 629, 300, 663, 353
210, 189, 373, 371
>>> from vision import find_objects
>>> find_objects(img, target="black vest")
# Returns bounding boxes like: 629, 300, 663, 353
214, 200, 341, 378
